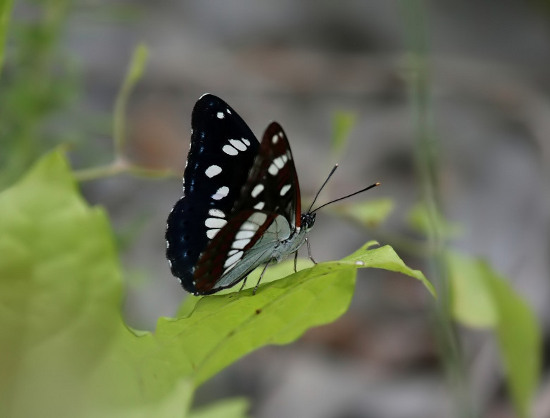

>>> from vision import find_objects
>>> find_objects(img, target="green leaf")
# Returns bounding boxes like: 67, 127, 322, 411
155, 241, 434, 387
342, 241, 436, 297
447, 252, 497, 327
331, 111, 356, 154
447, 252, 541, 418
0, 150, 192, 418
332, 198, 394, 227
157, 262, 358, 386
483, 262, 541, 418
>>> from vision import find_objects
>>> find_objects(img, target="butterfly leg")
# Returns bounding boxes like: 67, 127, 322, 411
293, 251, 299, 272
253, 262, 271, 295
239, 276, 248, 292
306, 236, 317, 264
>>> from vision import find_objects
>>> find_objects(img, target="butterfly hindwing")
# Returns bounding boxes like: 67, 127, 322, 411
166, 94, 260, 293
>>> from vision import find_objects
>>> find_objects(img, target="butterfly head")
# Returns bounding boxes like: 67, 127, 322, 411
300, 212, 316, 231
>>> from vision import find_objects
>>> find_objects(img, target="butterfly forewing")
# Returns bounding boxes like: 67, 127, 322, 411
234, 122, 301, 228
166, 94, 259, 293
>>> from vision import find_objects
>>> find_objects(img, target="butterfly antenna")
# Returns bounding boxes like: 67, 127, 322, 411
311, 182, 380, 213
306, 164, 339, 213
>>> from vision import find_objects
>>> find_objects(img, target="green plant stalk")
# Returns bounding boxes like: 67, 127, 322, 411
73, 44, 153, 183
399, 2, 476, 417
113, 43, 149, 157
73, 157, 175, 182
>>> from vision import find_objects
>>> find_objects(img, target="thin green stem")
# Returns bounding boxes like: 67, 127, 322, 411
113, 44, 149, 157
398, 2, 476, 418
74, 44, 156, 183
74, 157, 176, 182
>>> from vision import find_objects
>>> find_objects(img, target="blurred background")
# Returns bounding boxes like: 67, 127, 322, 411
2, 1, 550, 417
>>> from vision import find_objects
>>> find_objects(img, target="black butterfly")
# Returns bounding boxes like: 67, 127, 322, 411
166, 94, 315, 295
166, 94, 378, 295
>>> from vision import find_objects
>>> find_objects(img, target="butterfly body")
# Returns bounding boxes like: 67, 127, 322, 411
166, 94, 314, 295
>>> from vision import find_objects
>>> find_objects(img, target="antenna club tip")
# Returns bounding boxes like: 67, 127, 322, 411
375, 182, 381, 186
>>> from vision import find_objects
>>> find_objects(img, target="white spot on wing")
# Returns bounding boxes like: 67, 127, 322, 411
222, 144, 238, 156
241, 221, 258, 231
280, 184, 291, 196
268, 163, 279, 176
233, 238, 251, 249
216, 112, 224, 119
272, 134, 279, 144
224, 251, 243, 268
253, 202, 265, 210
275, 155, 288, 168
205, 164, 222, 178
212, 186, 229, 200
236, 230, 255, 240
227, 108, 232, 114
208, 208, 225, 218
205, 217, 227, 228
229, 139, 247, 151
207, 229, 220, 239
251, 184, 264, 198
242, 138, 251, 146
268, 155, 288, 176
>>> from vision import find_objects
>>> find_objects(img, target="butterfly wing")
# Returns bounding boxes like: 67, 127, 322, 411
166, 94, 260, 293
234, 122, 301, 229
192, 122, 302, 294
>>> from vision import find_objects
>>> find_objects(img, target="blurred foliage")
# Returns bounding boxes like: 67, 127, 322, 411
448, 252, 541, 418
0, 0, 82, 190
407, 201, 462, 238
332, 197, 394, 228
0, 0, 15, 72
331, 110, 356, 158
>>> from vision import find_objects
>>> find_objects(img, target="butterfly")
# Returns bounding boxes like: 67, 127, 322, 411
166, 94, 378, 296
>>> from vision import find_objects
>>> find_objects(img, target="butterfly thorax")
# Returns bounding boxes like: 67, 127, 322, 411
271, 212, 316, 261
